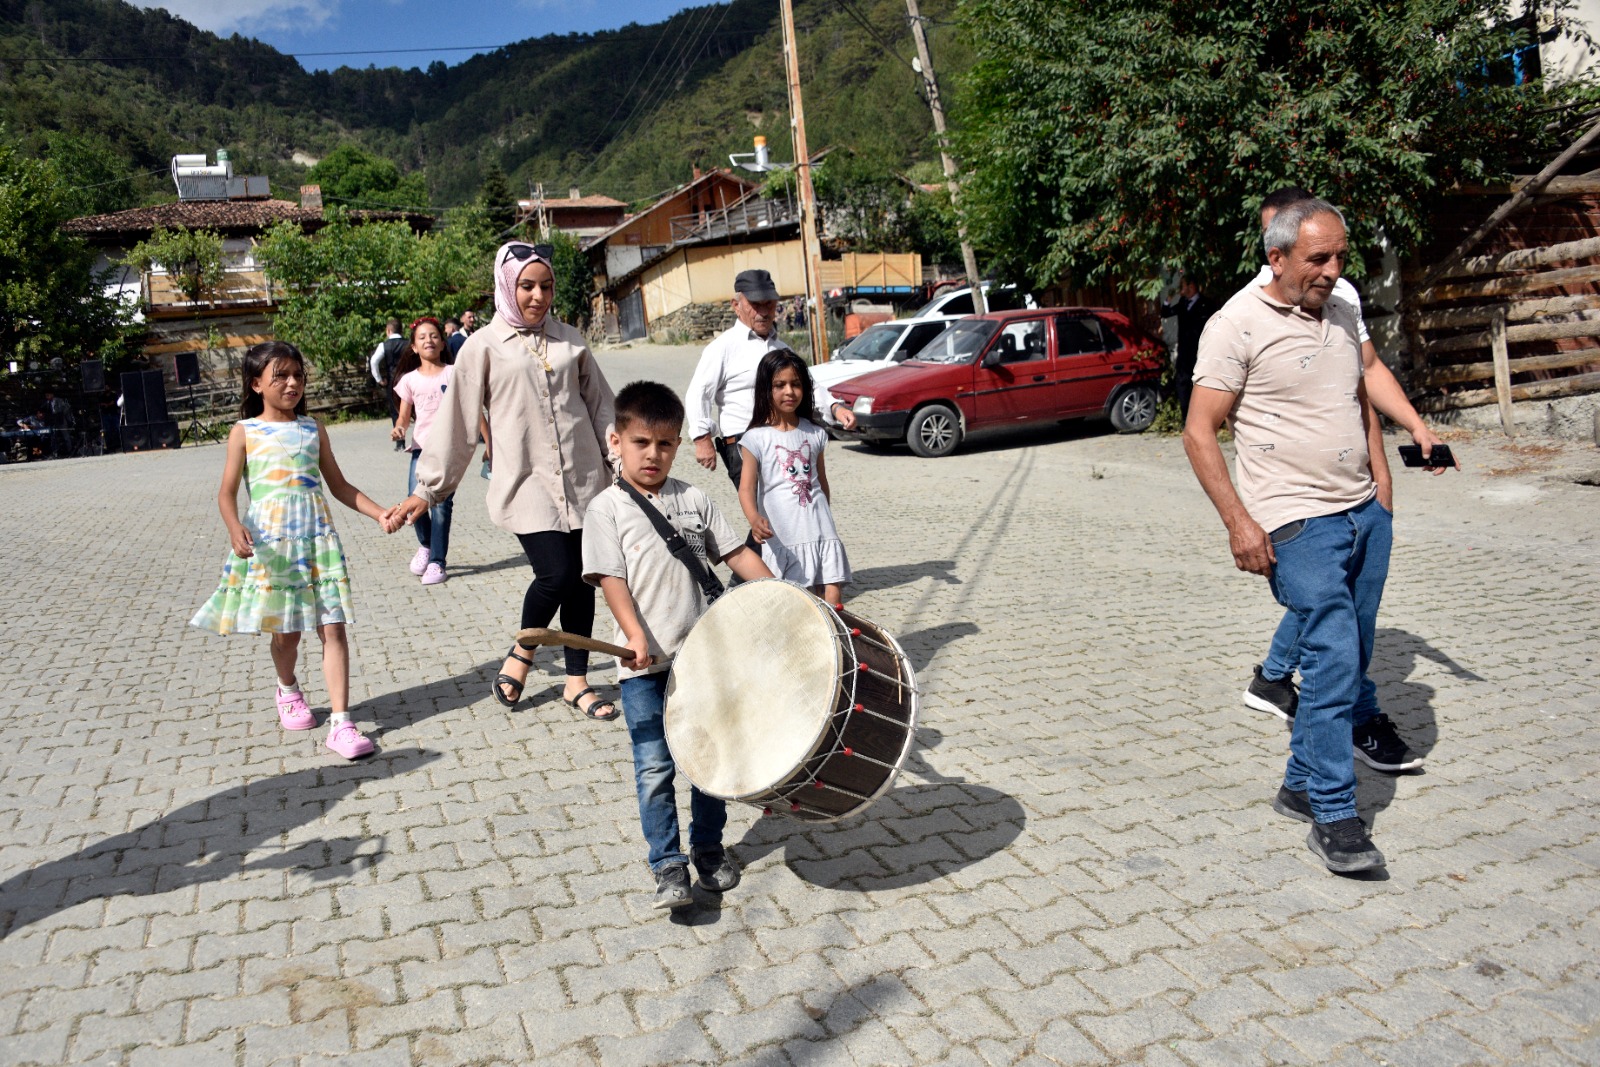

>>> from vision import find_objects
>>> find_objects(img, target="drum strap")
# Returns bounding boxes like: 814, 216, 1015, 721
617, 480, 726, 606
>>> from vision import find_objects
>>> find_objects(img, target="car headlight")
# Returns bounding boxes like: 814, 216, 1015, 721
852, 396, 874, 415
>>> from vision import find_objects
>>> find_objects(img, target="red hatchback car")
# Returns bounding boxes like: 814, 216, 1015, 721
828, 308, 1165, 457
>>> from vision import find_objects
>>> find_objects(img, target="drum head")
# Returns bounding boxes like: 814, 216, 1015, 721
666, 580, 842, 800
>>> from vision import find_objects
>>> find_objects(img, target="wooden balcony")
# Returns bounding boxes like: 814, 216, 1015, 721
143, 267, 280, 315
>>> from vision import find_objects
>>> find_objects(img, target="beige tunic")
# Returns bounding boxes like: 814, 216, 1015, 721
413, 314, 615, 534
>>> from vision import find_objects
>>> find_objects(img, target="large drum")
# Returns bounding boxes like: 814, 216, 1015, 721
665, 579, 918, 822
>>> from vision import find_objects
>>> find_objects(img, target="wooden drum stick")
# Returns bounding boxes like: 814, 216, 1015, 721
515, 626, 635, 661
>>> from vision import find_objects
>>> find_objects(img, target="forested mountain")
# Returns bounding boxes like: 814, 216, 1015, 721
0, 0, 968, 210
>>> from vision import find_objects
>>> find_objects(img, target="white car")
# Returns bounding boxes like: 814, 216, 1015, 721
910, 283, 1035, 320
812, 319, 956, 425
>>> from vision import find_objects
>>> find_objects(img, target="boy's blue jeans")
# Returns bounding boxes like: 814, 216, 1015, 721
621, 672, 726, 871
406, 450, 454, 565
1266, 496, 1392, 823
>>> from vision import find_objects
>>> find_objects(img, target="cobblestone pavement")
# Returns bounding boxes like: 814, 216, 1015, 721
2, 344, 1597, 1067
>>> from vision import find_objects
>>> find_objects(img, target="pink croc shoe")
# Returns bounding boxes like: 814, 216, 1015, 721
325, 721, 375, 760
421, 562, 447, 586
276, 688, 315, 731
408, 546, 431, 576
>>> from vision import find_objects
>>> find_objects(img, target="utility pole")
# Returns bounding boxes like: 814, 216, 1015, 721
906, 0, 985, 313
779, 0, 831, 363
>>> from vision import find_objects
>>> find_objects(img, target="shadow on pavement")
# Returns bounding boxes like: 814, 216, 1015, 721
358, 662, 507, 740
439, 553, 527, 579
0, 750, 440, 938
1359, 626, 1484, 826
730, 726, 1025, 892
895, 619, 981, 675
849, 558, 963, 596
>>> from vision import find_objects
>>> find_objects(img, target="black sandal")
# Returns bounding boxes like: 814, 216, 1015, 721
494, 645, 535, 708
564, 686, 620, 722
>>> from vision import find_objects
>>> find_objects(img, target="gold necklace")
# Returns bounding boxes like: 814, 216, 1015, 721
520, 325, 551, 373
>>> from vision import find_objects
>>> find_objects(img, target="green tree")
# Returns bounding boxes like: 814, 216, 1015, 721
257, 206, 495, 368
813, 153, 913, 253
953, 0, 1595, 295
122, 227, 225, 303
478, 163, 518, 237
547, 229, 591, 329
0, 137, 131, 367
305, 144, 429, 210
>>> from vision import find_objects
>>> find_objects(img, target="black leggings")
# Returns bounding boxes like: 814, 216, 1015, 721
514, 529, 595, 676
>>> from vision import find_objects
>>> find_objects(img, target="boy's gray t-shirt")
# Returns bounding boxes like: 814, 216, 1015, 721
582, 477, 741, 678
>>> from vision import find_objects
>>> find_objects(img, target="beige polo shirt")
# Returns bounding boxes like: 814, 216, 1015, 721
582, 478, 742, 678
413, 314, 615, 534
1193, 284, 1373, 534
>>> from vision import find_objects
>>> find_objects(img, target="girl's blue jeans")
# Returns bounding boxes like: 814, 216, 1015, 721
406, 450, 453, 565
621, 672, 726, 871
1266, 495, 1392, 823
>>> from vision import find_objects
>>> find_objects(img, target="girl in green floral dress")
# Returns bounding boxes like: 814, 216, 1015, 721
191, 342, 399, 759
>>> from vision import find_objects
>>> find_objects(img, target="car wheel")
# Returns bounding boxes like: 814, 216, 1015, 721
906, 405, 961, 457
1108, 385, 1159, 433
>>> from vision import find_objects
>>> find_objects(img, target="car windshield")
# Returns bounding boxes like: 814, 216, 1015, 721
909, 319, 999, 363
835, 325, 903, 361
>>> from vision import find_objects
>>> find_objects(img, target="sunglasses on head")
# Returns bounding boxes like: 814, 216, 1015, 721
502, 243, 554, 265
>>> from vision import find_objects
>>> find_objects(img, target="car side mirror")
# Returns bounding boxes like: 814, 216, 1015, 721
982, 347, 1002, 368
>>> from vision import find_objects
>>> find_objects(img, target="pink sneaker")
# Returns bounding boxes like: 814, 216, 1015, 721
325, 721, 374, 759
276, 688, 315, 731
421, 562, 447, 586
408, 546, 431, 575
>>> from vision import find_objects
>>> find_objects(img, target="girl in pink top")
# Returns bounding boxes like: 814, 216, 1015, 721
390, 318, 456, 585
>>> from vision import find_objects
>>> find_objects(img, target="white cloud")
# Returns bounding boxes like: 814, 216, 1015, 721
127, 1, 339, 36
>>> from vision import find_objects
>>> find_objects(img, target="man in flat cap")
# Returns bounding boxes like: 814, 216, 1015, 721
686, 269, 855, 488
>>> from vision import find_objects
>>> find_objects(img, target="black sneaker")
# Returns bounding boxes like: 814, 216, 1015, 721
1307, 817, 1386, 873
690, 846, 741, 893
1353, 713, 1423, 771
1243, 664, 1297, 720
652, 862, 693, 910
1271, 785, 1314, 824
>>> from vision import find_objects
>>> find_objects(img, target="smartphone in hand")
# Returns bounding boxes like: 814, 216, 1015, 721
1398, 443, 1455, 470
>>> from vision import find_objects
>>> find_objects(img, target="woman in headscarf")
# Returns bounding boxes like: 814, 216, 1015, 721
395, 242, 620, 720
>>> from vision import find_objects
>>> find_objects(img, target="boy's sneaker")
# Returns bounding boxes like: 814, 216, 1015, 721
653, 862, 693, 910
1271, 784, 1314, 824
1243, 664, 1297, 720
1353, 714, 1423, 771
325, 721, 375, 760
1307, 817, 1386, 873
690, 846, 741, 892
408, 546, 431, 576
421, 562, 447, 586
276, 688, 315, 731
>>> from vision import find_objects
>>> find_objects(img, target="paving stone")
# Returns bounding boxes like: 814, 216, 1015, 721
2, 348, 1598, 1066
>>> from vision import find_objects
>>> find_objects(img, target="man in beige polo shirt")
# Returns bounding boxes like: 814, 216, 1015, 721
1183, 198, 1445, 874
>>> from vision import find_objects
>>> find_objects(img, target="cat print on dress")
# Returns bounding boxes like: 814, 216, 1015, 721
777, 441, 815, 506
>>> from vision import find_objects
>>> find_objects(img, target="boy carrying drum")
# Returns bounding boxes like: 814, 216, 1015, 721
582, 382, 773, 910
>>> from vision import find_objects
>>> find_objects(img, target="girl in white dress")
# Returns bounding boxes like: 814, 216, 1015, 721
737, 350, 852, 606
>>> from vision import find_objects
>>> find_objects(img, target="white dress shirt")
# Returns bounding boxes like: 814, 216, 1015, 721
369, 334, 401, 383
685, 323, 791, 439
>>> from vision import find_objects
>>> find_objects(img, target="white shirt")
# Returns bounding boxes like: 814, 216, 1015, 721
686, 323, 791, 439
369, 334, 402, 383
1251, 266, 1370, 344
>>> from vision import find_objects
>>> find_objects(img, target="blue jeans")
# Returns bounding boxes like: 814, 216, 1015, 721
406, 451, 454, 565
1267, 496, 1392, 823
621, 673, 726, 871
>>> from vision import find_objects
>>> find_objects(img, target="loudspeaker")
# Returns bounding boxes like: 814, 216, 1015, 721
174, 351, 201, 387
120, 371, 168, 424
121, 421, 180, 452
81, 359, 105, 393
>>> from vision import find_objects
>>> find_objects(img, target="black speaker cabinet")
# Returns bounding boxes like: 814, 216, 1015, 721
122, 423, 152, 452
152, 420, 181, 449
120, 370, 168, 425
174, 351, 201, 387
81, 359, 105, 393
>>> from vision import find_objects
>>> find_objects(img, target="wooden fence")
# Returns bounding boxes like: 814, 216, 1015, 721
1405, 232, 1600, 435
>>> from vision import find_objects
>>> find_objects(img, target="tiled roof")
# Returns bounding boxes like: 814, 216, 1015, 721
534, 195, 629, 210
60, 199, 316, 238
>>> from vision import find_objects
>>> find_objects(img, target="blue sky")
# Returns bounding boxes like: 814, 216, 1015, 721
131, 0, 706, 71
